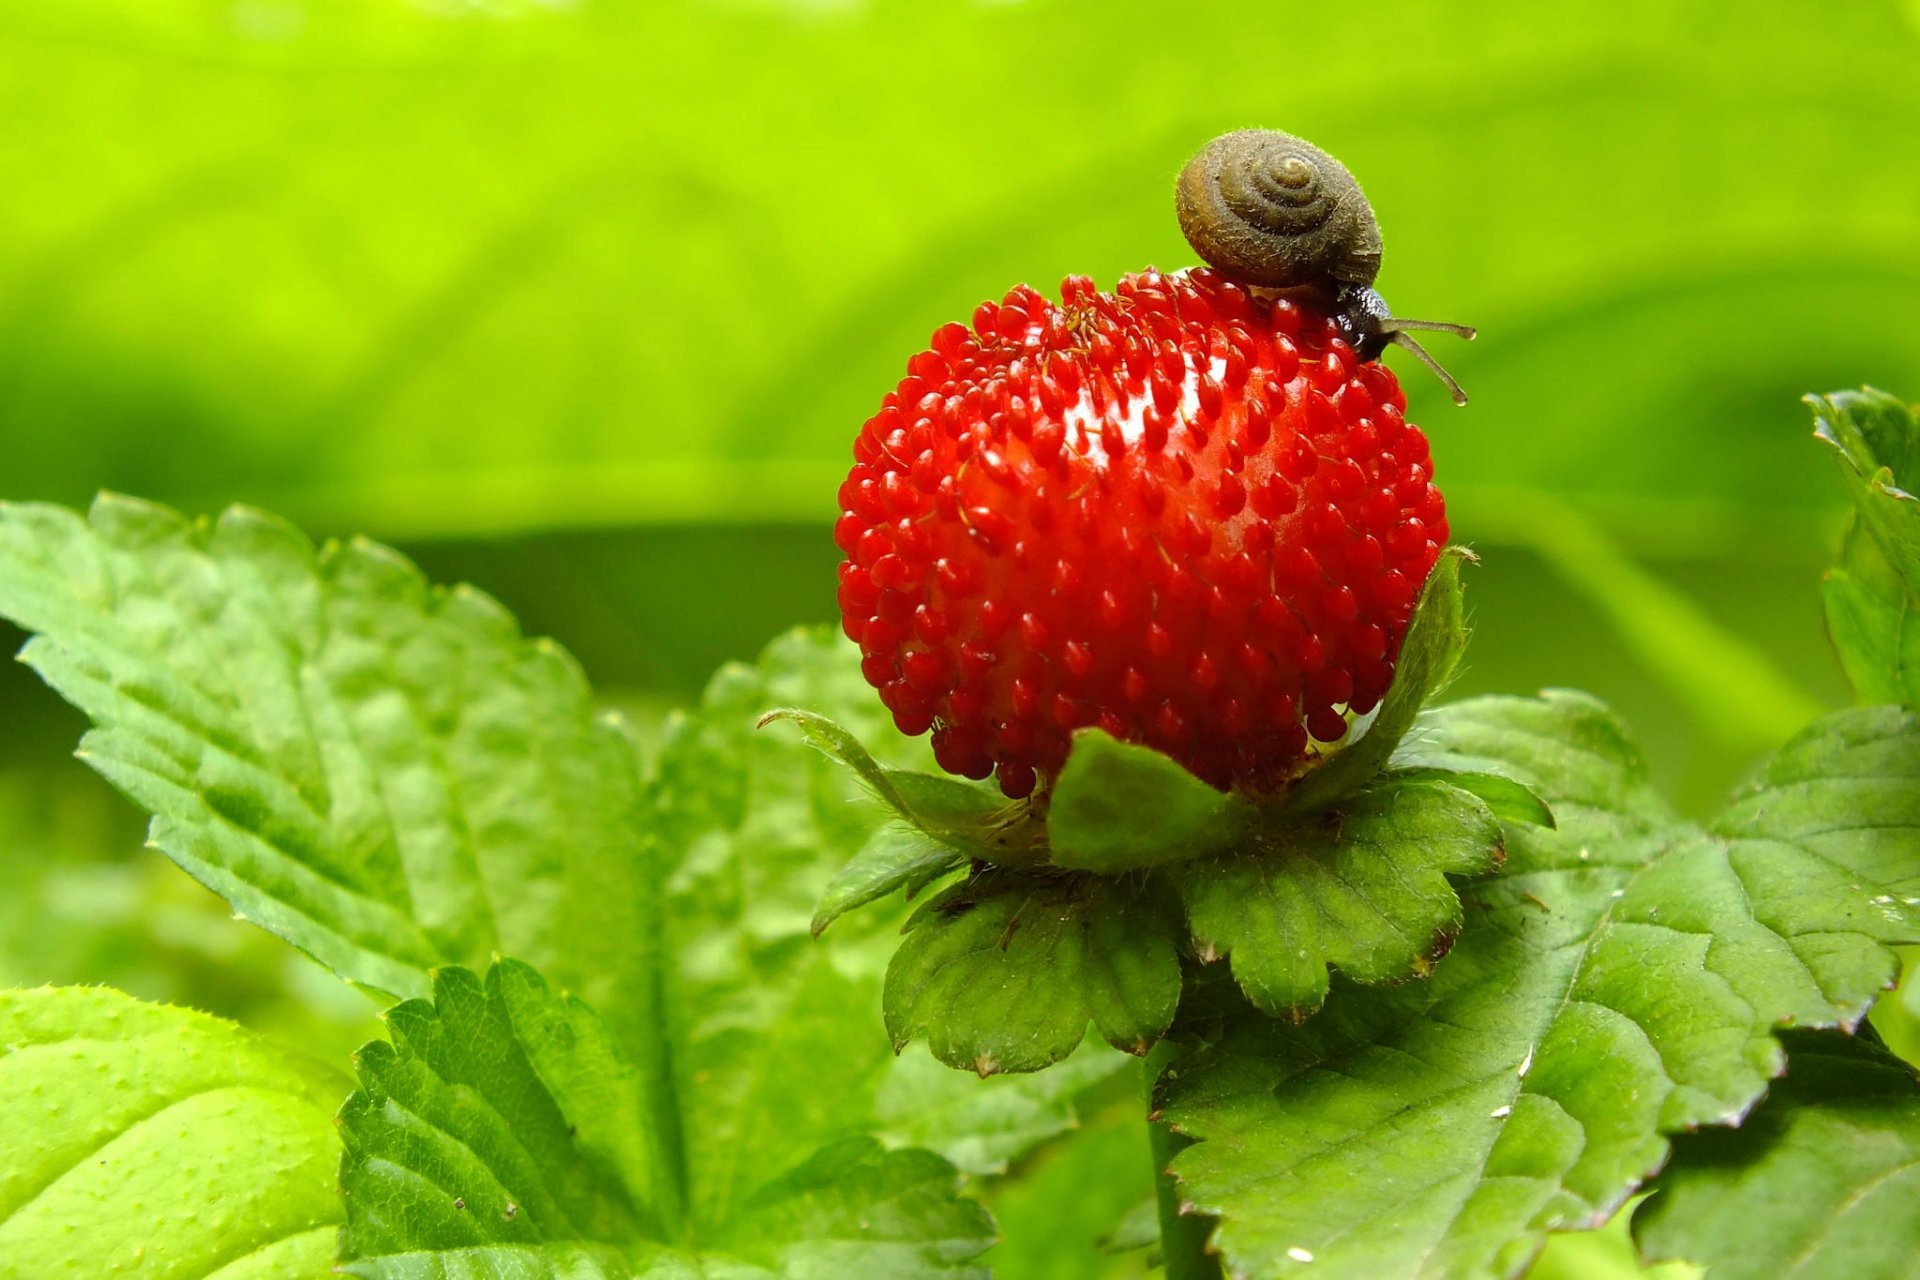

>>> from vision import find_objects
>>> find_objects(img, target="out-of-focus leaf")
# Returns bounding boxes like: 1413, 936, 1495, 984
873, 1042, 1130, 1179
1813, 388, 1920, 705
1, 0, 1907, 835
982, 1085, 1158, 1280
1462, 488, 1829, 758
0, 760, 378, 1066
1158, 694, 1920, 1280
1528, 1207, 1697, 1280
0, 1, 1916, 561
1636, 1031, 1920, 1280
0, 985, 345, 1278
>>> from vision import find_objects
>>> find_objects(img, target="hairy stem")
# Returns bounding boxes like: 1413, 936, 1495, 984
1145, 1041, 1223, 1280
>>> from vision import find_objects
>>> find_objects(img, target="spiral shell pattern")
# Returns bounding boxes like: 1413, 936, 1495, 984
1176, 130, 1382, 291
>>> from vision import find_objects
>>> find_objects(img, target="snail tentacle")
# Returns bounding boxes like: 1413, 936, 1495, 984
1385, 332, 1471, 407
1378, 317, 1478, 341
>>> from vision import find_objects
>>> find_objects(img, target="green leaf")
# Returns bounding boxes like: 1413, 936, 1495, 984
1710, 704, 1920, 972
0, 496, 658, 1062
658, 631, 958, 1209
0, 505, 1088, 1272
812, 821, 966, 937
1045, 730, 1250, 873
886, 871, 1182, 1074
1287, 546, 1472, 814
0, 985, 345, 1278
339, 959, 995, 1279
1813, 388, 1920, 706
338, 961, 667, 1261
1824, 550, 1920, 706
1172, 775, 1505, 1019
1157, 694, 1920, 1280
759, 707, 1027, 868
1636, 1031, 1920, 1280
312, 621, 1122, 1267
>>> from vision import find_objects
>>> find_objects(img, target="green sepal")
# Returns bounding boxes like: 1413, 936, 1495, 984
793, 548, 1517, 1038
1033, 546, 1479, 872
1045, 730, 1251, 872
879, 768, 1512, 1058
759, 708, 1040, 867
813, 821, 967, 937
758, 707, 910, 813
883, 869, 1182, 1075
1284, 545, 1472, 814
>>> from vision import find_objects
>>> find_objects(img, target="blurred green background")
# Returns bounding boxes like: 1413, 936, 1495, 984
2, 1, 1918, 1275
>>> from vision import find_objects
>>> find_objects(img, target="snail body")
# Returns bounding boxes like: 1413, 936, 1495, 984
1176, 129, 1476, 405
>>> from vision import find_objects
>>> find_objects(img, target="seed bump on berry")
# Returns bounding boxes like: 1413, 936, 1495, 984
836, 269, 1446, 799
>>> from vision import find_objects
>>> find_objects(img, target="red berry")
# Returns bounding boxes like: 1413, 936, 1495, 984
834, 269, 1445, 798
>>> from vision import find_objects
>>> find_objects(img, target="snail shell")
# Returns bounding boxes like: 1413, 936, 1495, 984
1175, 129, 1382, 292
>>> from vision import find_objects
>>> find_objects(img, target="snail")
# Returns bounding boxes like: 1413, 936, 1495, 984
1176, 129, 1476, 405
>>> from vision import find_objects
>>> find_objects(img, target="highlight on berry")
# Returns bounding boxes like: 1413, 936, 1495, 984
836, 266, 1447, 800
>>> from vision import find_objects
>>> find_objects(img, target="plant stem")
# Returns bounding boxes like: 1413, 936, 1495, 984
1144, 1041, 1223, 1280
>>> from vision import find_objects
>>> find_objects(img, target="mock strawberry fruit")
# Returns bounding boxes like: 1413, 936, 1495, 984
834, 268, 1446, 800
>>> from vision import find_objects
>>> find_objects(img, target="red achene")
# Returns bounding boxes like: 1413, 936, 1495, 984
835, 268, 1446, 799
